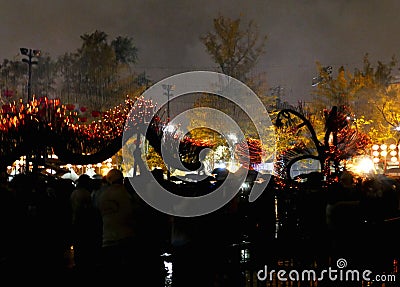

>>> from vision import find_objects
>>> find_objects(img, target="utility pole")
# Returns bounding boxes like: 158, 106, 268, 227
162, 84, 175, 180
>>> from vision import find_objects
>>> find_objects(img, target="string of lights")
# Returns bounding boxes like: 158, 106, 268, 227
0, 94, 215, 170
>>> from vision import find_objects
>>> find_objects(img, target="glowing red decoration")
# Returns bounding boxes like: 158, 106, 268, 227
66, 104, 75, 111
2, 90, 14, 98
0, 95, 215, 169
235, 137, 263, 168
2, 104, 12, 113
92, 111, 101, 117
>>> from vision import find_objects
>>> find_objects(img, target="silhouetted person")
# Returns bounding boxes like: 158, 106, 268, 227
170, 171, 243, 287
0, 172, 17, 272
97, 169, 141, 282
70, 174, 99, 273
124, 172, 170, 287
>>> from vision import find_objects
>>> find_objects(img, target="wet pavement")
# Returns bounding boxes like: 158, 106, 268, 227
0, 235, 398, 287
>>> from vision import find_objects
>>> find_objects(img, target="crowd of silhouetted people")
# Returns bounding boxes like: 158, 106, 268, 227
0, 167, 253, 285
0, 167, 399, 285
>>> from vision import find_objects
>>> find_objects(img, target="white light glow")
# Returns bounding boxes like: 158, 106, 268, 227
355, 157, 375, 174
163, 124, 176, 133
46, 168, 57, 175
348, 156, 376, 175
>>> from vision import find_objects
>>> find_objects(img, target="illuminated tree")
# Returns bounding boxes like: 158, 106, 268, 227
185, 92, 270, 168
274, 105, 371, 180
271, 102, 325, 156
146, 145, 167, 173
312, 54, 399, 143
235, 137, 263, 168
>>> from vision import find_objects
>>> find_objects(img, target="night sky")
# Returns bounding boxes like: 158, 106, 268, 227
2, 0, 400, 103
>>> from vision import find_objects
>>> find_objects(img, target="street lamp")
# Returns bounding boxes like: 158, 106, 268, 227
20, 48, 40, 103
20, 48, 40, 174
162, 84, 175, 180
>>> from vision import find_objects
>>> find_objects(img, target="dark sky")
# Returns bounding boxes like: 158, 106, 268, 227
2, 0, 400, 104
